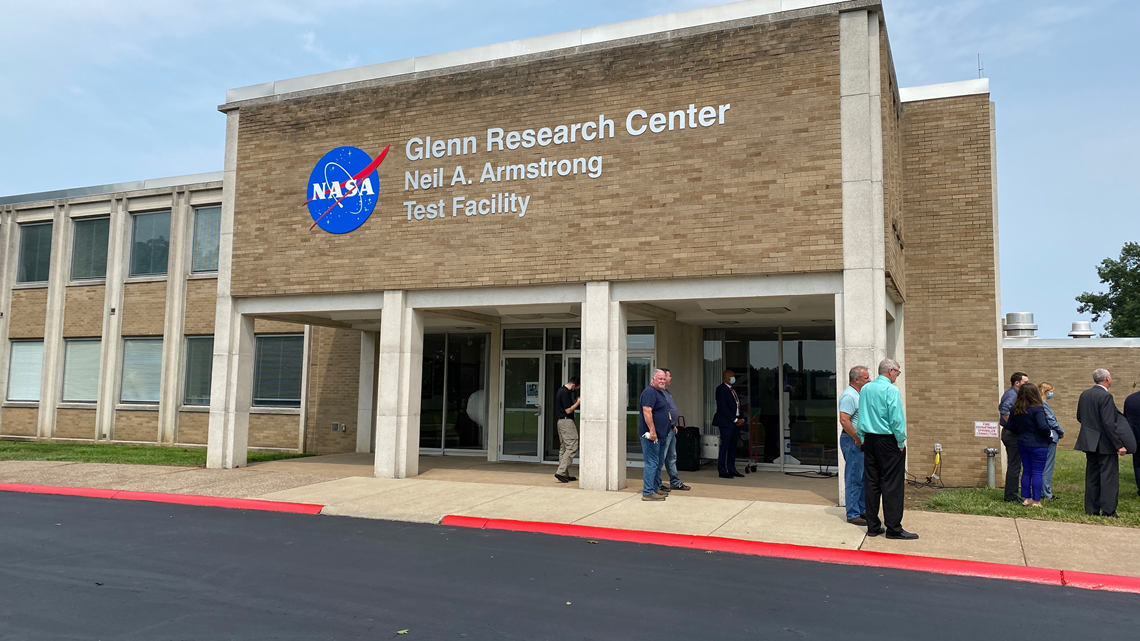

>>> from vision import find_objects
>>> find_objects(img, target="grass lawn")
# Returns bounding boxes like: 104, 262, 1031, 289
0, 441, 312, 467
913, 448, 1140, 528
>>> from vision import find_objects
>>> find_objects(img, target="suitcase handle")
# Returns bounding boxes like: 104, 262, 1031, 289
677, 415, 686, 428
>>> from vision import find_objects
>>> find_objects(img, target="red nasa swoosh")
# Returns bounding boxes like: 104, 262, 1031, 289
308, 145, 390, 230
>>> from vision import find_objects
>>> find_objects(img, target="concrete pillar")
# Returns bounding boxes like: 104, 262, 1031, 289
158, 188, 191, 444
355, 330, 377, 454
374, 290, 423, 478
96, 196, 129, 440
579, 282, 627, 491
484, 319, 502, 462
837, 9, 888, 505
37, 203, 70, 439
0, 209, 16, 432
207, 109, 250, 469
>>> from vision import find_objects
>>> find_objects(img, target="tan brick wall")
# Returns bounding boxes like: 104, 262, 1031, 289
230, 15, 844, 297
55, 408, 97, 439
113, 410, 159, 443
0, 407, 38, 436
255, 319, 304, 334
183, 278, 217, 335
1003, 346, 1140, 444
63, 285, 106, 338
176, 411, 209, 445
305, 327, 361, 454
8, 288, 47, 338
880, 25, 905, 300
120, 282, 167, 336
901, 94, 1001, 487
249, 413, 300, 449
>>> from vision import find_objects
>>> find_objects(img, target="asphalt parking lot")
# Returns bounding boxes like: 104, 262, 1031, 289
0, 492, 1136, 640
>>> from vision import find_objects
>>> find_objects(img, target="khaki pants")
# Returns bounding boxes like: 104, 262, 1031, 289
556, 418, 579, 476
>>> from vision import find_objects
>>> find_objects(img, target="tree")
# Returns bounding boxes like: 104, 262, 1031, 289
1077, 242, 1140, 337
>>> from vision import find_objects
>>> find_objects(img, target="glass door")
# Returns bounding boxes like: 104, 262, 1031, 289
501, 354, 544, 461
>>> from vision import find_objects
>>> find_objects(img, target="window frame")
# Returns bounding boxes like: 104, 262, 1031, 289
190, 205, 222, 274
16, 221, 53, 285
70, 216, 111, 282
128, 210, 172, 278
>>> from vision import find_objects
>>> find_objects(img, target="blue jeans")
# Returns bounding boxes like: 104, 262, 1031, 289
1018, 445, 1049, 502
840, 433, 865, 520
660, 428, 682, 488
1042, 442, 1058, 499
641, 435, 664, 496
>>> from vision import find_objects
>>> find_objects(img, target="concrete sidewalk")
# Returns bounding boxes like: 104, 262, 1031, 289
3, 459, 1138, 579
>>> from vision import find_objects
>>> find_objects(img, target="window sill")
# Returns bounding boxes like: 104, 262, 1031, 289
187, 272, 219, 280
115, 403, 159, 411
179, 405, 210, 413
68, 279, 107, 287
250, 407, 301, 415
125, 275, 168, 285
12, 282, 48, 290
58, 402, 97, 410
2, 401, 39, 408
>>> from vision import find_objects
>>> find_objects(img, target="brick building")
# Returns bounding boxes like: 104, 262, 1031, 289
7, 0, 1125, 500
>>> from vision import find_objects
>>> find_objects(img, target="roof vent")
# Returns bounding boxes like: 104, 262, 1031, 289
1068, 321, 1096, 339
1004, 312, 1037, 337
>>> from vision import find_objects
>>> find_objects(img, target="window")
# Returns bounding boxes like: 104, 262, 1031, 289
183, 337, 214, 406
62, 339, 101, 402
191, 206, 221, 273
17, 222, 53, 284
129, 211, 170, 277
71, 217, 110, 280
502, 328, 544, 351
121, 338, 163, 403
627, 326, 655, 350
253, 335, 304, 407
7, 341, 44, 401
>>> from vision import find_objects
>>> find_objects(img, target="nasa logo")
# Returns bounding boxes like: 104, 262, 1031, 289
305, 145, 390, 234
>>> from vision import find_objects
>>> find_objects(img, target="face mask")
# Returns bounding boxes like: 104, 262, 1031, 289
729, 377, 736, 384
1046, 392, 1053, 399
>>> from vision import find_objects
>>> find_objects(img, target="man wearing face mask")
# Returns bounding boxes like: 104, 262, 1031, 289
714, 369, 746, 479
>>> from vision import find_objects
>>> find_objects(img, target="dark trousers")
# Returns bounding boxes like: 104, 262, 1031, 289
718, 425, 740, 475
1133, 423, 1140, 496
1002, 430, 1022, 502
1085, 451, 1120, 516
863, 433, 906, 535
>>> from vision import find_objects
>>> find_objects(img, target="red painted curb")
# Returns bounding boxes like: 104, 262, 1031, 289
441, 515, 1140, 594
0, 483, 324, 515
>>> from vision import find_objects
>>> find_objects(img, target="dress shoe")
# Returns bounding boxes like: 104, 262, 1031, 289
865, 528, 885, 537
642, 493, 666, 501
658, 486, 672, 493
554, 473, 570, 483
565, 475, 577, 481
731, 472, 746, 478
847, 516, 868, 526
719, 474, 735, 479
886, 529, 919, 540
671, 484, 692, 491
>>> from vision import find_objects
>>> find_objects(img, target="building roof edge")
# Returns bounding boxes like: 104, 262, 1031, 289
1003, 336, 1140, 349
899, 78, 989, 103
0, 172, 224, 207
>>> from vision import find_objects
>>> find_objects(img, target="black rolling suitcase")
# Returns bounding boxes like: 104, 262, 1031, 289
675, 418, 702, 472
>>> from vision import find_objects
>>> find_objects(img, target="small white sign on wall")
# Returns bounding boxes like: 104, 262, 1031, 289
525, 382, 540, 406
975, 421, 1000, 438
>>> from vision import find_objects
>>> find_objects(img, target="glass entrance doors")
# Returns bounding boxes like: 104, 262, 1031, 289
501, 355, 543, 460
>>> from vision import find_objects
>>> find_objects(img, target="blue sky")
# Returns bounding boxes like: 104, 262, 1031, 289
1, 0, 1136, 337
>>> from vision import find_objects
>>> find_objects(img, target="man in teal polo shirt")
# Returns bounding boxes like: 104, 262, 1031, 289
857, 358, 918, 540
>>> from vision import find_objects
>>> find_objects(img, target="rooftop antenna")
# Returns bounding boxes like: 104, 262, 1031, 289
978, 54, 984, 78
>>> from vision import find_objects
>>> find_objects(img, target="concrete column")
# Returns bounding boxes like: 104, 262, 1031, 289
37, 203, 70, 438
374, 290, 423, 478
355, 330, 377, 454
579, 282, 627, 491
207, 109, 250, 469
158, 188, 191, 444
96, 196, 129, 440
837, 9, 888, 504
484, 319, 501, 462
0, 209, 16, 432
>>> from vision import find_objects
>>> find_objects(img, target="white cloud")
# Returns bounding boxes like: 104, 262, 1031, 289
299, 31, 359, 68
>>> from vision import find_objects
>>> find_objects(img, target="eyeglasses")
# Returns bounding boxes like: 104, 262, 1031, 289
890, 368, 901, 374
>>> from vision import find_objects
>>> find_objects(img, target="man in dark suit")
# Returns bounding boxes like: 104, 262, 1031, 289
713, 369, 745, 479
1124, 388, 1140, 499
1075, 368, 1127, 517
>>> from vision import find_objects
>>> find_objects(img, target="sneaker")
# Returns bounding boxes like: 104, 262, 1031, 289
658, 486, 672, 493
671, 484, 692, 491
642, 493, 666, 501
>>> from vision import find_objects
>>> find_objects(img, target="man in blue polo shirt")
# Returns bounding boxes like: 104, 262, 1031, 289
839, 365, 870, 526
638, 369, 672, 501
